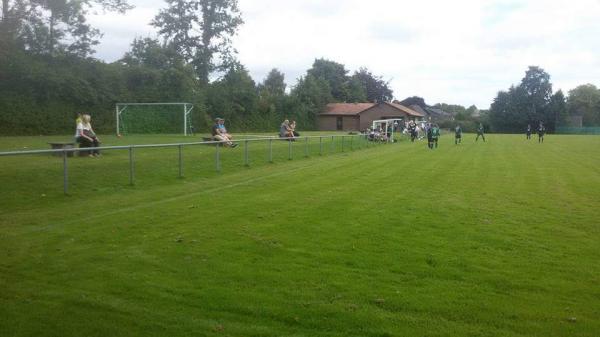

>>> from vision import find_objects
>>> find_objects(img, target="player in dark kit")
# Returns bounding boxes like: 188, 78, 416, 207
409, 121, 417, 142
537, 122, 545, 143
476, 123, 486, 142
526, 124, 532, 140
431, 124, 440, 149
426, 123, 433, 149
455, 125, 462, 145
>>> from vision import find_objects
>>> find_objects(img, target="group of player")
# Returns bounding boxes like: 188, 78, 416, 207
527, 122, 546, 143
408, 120, 546, 149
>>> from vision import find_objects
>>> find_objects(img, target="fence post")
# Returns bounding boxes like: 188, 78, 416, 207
63, 150, 68, 195
129, 146, 135, 185
319, 136, 323, 156
215, 143, 221, 172
304, 137, 309, 157
178, 145, 183, 178
244, 140, 249, 167
288, 140, 292, 160
331, 136, 334, 153
268, 138, 273, 163
341, 136, 345, 152
350, 136, 353, 151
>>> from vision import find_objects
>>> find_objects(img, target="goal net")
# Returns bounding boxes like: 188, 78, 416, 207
116, 103, 194, 136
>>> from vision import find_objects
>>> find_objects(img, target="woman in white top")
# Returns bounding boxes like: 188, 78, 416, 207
75, 114, 101, 157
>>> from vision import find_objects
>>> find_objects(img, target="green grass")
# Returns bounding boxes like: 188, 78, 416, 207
1, 133, 599, 336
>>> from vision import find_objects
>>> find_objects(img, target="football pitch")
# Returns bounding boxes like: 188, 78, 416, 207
1, 134, 599, 336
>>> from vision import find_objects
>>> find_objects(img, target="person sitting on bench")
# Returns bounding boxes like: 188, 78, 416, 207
280, 120, 295, 140
290, 120, 300, 137
212, 118, 237, 147
75, 114, 101, 157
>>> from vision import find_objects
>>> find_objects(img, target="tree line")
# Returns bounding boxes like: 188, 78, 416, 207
1, 1, 598, 135
487, 66, 600, 133
0, 0, 393, 135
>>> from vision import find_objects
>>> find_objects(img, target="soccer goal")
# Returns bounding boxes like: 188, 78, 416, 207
372, 119, 404, 142
116, 103, 194, 136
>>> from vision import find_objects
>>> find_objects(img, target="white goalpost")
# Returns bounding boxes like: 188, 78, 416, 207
115, 103, 194, 136
372, 118, 403, 143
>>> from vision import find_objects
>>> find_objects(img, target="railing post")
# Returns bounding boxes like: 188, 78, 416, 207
268, 138, 273, 163
129, 146, 135, 185
63, 150, 68, 195
244, 140, 249, 167
331, 136, 334, 153
319, 136, 323, 156
288, 140, 292, 160
304, 137, 309, 157
341, 136, 345, 152
178, 145, 183, 178
215, 143, 221, 172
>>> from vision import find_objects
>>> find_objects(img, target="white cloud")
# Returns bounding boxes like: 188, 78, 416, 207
88, 0, 600, 109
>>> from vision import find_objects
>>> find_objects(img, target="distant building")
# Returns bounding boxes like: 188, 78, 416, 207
318, 102, 424, 131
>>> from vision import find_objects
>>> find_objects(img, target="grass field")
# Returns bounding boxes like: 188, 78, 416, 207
1, 133, 599, 336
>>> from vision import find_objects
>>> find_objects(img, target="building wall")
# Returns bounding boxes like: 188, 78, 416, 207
318, 116, 360, 131
358, 104, 408, 131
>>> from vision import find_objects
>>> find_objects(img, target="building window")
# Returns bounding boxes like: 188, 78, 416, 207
336, 117, 343, 130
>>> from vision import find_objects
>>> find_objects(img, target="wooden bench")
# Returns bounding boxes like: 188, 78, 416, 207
48, 142, 76, 157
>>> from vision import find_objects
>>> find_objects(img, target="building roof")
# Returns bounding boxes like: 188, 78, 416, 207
321, 103, 377, 116
408, 104, 428, 116
320, 102, 424, 117
385, 102, 425, 117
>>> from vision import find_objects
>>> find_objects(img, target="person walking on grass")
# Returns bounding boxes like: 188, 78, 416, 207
431, 124, 440, 149
476, 123, 486, 142
526, 124, 532, 140
426, 123, 433, 149
455, 124, 462, 145
538, 121, 546, 143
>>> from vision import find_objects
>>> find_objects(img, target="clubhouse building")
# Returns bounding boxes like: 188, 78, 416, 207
317, 102, 424, 132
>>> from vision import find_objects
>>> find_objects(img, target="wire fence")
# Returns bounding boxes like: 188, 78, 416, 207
0, 134, 386, 196
555, 127, 600, 135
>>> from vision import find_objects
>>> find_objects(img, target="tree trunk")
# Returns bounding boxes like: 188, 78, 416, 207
49, 10, 55, 54
197, 2, 214, 85
1, 0, 8, 22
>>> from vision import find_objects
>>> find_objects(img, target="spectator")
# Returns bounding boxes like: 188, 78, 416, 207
212, 118, 238, 147
280, 120, 294, 139
290, 120, 300, 137
75, 114, 101, 157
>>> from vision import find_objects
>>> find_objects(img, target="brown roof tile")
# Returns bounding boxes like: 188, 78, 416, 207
386, 102, 425, 117
321, 103, 377, 116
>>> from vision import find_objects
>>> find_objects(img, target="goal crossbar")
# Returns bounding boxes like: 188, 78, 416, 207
116, 103, 194, 136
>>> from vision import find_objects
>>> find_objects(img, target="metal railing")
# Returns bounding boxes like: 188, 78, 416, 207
0, 134, 381, 195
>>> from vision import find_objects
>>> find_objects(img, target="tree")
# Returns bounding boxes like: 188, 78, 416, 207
152, 0, 243, 84
307, 58, 354, 102
399, 96, 426, 108
488, 66, 556, 132
489, 85, 529, 132
206, 63, 257, 129
567, 84, 600, 126
351, 67, 393, 103
520, 66, 553, 123
120, 37, 183, 70
548, 90, 568, 130
258, 68, 286, 97
289, 73, 333, 128
5, 0, 132, 57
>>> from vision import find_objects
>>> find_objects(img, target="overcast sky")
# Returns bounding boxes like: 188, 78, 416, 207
88, 0, 600, 109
